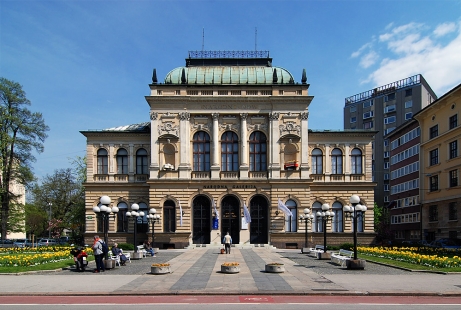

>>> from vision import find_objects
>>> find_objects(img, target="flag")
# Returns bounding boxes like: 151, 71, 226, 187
179, 200, 183, 227
243, 204, 251, 223
213, 199, 219, 220
278, 198, 293, 217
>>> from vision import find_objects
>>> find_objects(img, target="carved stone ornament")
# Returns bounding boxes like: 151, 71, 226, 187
300, 112, 309, 120
279, 121, 301, 136
212, 113, 220, 120
219, 123, 240, 131
240, 113, 248, 120
150, 112, 158, 120
192, 121, 211, 131
269, 112, 280, 120
179, 112, 190, 121
247, 123, 268, 132
158, 121, 179, 138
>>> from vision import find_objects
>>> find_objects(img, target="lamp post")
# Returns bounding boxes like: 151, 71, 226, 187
299, 208, 314, 252
126, 203, 144, 259
48, 202, 52, 239
343, 194, 367, 269
316, 203, 334, 259
92, 196, 118, 260
147, 208, 161, 247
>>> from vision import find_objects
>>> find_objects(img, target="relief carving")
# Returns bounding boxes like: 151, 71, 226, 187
158, 121, 179, 137
179, 112, 190, 121
279, 121, 301, 136
150, 111, 158, 120
269, 112, 280, 120
300, 112, 309, 120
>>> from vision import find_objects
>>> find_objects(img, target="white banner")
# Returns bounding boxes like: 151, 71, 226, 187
243, 204, 251, 223
179, 200, 183, 226
213, 199, 219, 220
278, 198, 293, 217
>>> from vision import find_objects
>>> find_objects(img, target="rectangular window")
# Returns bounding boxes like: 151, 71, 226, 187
385, 93, 396, 102
449, 202, 458, 221
363, 100, 373, 108
405, 89, 412, 97
450, 140, 458, 159
363, 111, 374, 119
429, 205, 438, 221
363, 121, 373, 129
384, 184, 389, 191
405, 100, 413, 108
350, 105, 356, 112
449, 169, 458, 187
384, 127, 395, 135
384, 116, 396, 124
450, 114, 458, 129
350, 116, 357, 123
384, 162, 389, 169
429, 125, 438, 139
430, 175, 438, 191
384, 173, 389, 180
384, 139, 389, 147
430, 148, 438, 165
384, 105, 396, 113
405, 112, 412, 120
384, 151, 389, 158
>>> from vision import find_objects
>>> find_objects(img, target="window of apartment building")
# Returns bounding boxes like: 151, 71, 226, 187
249, 131, 267, 172
430, 175, 439, 191
450, 140, 458, 159
405, 100, 413, 108
384, 173, 389, 180
384, 116, 396, 124
331, 148, 343, 174
450, 114, 458, 130
136, 148, 149, 174
430, 148, 439, 166
97, 148, 108, 174
221, 131, 239, 171
350, 105, 356, 112
394, 231, 404, 239
449, 231, 458, 239
405, 112, 413, 120
351, 148, 362, 174
363, 111, 374, 119
350, 116, 356, 123
449, 169, 458, 187
405, 89, 412, 97
384, 184, 389, 191
384, 127, 395, 135
311, 148, 323, 174
116, 148, 128, 174
384, 162, 389, 169
384, 105, 396, 113
384, 151, 389, 158
385, 93, 396, 102
384, 139, 389, 147
411, 230, 421, 239
429, 205, 438, 222
449, 202, 458, 221
429, 125, 438, 139
193, 131, 211, 171
363, 100, 373, 108
363, 121, 373, 129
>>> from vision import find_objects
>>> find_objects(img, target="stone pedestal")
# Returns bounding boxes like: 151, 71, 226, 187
265, 264, 285, 273
318, 252, 331, 260
346, 259, 366, 270
131, 252, 143, 260
151, 266, 171, 274
221, 265, 240, 274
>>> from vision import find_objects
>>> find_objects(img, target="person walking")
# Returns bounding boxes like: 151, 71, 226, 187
222, 232, 232, 254
92, 235, 105, 273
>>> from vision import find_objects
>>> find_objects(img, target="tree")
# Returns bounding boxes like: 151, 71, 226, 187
374, 202, 392, 243
0, 77, 49, 238
25, 203, 47, 239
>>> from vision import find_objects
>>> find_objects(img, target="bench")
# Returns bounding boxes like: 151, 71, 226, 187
137, 245, 148, 257
309, 245, 325, 257
331, 249, 354, 267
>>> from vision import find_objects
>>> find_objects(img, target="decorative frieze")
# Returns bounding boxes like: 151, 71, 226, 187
279, 121, 301, 137
158, 122, 179, 137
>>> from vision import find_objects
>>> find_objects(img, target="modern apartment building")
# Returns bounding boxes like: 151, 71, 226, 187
344, 74, 437, 208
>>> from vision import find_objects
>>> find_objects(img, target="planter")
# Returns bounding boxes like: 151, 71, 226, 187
131, 251, 143, 260
151, 266, 171, 274
221, 265, 240, 274
265, 263, 285, 273
346, 259, 366, 270
104, 259, 115, 269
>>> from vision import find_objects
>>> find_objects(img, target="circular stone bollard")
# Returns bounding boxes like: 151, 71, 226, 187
221, 265, 240, 274
265, 263, 285, 273
151, 265, 171, 274
346, 259, 366, 270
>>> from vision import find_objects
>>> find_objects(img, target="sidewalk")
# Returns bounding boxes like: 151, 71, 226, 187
0, 247, 460, 296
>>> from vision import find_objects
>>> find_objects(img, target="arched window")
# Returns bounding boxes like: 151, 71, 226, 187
193, 131, 210, 171
221, 131, 239, 171
97, 149, 108, 174
284, 199, 297, 232
163, 200, 176, 232
137, 202, 149, 233
311, 148, 323, 174
351, 148, 363, 174
332, 201, 343, 232
331, 148, 343, 174
312, 201, 323, 232
116, 148, 128, 174
249, 131, 267, 171
117, 202, 128, 232
136, 148, 148, 174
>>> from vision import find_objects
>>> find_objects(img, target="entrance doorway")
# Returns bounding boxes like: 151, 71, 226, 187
249, 195, 269, 244
192, 195, 211, 244
221, 195, 240, 244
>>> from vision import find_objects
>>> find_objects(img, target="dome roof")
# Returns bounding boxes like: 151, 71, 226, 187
164, 66, 295, 85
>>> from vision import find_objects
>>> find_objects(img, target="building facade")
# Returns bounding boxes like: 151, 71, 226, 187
82, 51, 377, 249
413, 83, 461, 243
344, 74, 437, 208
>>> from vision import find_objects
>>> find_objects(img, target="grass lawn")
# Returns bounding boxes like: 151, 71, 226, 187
360, 254, 461, 273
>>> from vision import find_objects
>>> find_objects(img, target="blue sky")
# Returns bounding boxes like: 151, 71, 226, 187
1, 0, 461, 180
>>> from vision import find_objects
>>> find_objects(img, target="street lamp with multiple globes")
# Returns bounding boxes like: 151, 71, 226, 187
125, 203, 145, 258
343, 194, 368, 269
299, 208, 314, 252
316, 203, 334, 259
147, 208, 161, 246
92, 196, 118, 259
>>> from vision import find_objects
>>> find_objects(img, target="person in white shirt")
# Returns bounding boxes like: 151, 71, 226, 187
222, 232, 232, 254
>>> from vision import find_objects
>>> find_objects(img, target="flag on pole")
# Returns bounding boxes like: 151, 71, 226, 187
179, 200, 183, 226
213, 199, 219, 220
243, 204, 251, 223
278, 198, 293, 217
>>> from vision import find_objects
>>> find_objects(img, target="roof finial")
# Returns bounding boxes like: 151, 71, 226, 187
273, 68, 278, 83
301, 69, 307, 84
181, 68, 186, 84
152, 68, 158, 84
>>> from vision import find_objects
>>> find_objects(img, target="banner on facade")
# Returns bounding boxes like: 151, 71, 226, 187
243, 204, 251, 223
179, 200, 183, 227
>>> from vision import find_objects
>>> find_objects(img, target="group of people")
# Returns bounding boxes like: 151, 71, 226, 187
92, 235, 156, 273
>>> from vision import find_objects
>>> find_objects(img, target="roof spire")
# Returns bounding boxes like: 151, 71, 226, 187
152, 68, 158, 84
181, 68, 187, 84
301, 69, 307, 84
273, 68, 278, 83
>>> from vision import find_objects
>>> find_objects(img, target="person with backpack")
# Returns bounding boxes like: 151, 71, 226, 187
92, 235, 106, 273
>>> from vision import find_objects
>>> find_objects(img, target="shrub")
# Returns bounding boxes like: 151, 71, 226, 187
118, 243, 134, 251
339, 243, 354, 251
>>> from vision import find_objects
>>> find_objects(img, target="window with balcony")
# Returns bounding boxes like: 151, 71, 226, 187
430, 175, 438, 192
429, 205, 438, 222
450, 114, 458, 129
193, 131, 211, 171
221, 131, 239, 171
249, 131, 267, 171
449, 169, 458, 188
97, 148, 108, 174
311, 148, 323, 174
430, 148, 438, 166
136, 148, 148, 174
116, 148, 128, 174
351, 148, 363, 174
331, 148, 343, 174
429, 125, 438, 139
450, 140, 458, 159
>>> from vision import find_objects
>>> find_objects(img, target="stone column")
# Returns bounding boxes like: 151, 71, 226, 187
149, 111, 160, 179
108, 144, 114, 181
211, 113, 220, 179
300, 111, 309, 178
178, 111, 191, 179
345, 144, 350, 180
240, 113, 249, 179
268, 112, 281, 179
129, 143, 134, 182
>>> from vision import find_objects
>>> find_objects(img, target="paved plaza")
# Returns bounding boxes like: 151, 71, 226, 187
0, 247, 460, 296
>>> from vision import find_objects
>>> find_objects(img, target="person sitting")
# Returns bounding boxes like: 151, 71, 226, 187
111, 243, 127, 265
143, 240, 155, 257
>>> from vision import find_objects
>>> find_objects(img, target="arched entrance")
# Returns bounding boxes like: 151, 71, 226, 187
249, 195, 269, 244
192, 195, 211, 244
220, 195, 240, 244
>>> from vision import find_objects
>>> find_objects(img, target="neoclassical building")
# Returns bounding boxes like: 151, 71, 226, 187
82, 51, 377, 249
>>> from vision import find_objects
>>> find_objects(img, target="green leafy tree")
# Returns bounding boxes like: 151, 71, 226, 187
374, 202, 392, 243
0, 77, 49, 238
25, 202, 47, 239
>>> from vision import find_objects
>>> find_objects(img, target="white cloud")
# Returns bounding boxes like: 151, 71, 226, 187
387, 34, 434, 55
351, 42, 371, 58
433, 22, 457, 37
359, 51, 379, 68
379, 22, 424, 42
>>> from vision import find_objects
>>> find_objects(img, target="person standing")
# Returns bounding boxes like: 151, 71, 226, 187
222, 232, 232, 254
92, 235, 105, 273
